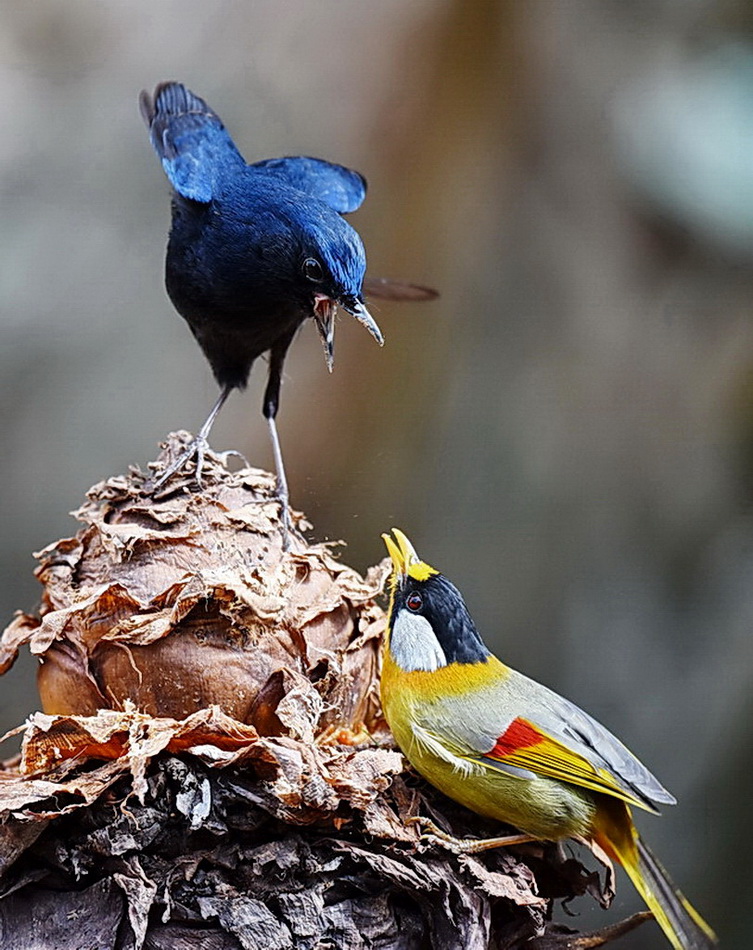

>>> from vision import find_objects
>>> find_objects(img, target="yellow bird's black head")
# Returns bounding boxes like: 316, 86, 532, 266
382, 528, 490, 672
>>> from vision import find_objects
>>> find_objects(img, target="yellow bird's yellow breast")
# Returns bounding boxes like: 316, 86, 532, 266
380, 650, 510, 746
380, 648, 595, 840
382, 649, 509, 700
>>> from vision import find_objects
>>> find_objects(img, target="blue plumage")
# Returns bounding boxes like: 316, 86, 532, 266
144, 83, 244, 202
250, 156, 367, 214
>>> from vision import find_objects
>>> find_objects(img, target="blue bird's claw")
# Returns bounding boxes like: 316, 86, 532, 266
151, 433, 212, 492
151, 388, 234, 494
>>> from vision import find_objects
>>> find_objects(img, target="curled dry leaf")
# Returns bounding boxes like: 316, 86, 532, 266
0, 431, 390, 737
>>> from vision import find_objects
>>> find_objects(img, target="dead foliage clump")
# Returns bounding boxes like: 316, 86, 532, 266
0, 434, 644, 949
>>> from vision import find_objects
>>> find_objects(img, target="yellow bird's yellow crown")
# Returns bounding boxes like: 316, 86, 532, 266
382, 528, 438, 584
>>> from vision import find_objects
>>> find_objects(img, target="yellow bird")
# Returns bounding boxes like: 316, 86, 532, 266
381, 528, 716, 950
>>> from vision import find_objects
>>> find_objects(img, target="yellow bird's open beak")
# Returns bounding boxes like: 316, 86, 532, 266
382, 528, 419, 580
382, 528, 437, 584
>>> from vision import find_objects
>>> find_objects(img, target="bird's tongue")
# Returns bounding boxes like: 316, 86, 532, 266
313, 294, 337, 373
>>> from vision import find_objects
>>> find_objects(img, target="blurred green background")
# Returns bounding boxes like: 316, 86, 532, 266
1, 1, 752, 946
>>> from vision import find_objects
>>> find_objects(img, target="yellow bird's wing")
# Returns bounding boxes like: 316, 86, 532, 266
450, 668, 676, 815
468, 716, 653, 811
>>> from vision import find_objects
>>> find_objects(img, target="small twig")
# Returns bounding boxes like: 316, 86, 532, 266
528, 911, 653, 949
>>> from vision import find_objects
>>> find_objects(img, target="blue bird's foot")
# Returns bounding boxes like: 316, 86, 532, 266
150, 435, 249, 493
151, 387, 242, 494
150, 433, 213, 492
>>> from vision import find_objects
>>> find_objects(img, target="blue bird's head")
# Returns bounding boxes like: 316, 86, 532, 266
298, 213, 382, 372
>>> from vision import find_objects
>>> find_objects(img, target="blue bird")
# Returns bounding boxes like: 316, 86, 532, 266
140, 82, 434, 546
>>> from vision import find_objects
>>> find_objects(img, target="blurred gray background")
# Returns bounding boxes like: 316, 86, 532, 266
1, 1, 751, 946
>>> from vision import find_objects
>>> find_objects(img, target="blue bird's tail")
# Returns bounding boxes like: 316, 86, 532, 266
139, 82, 245, 202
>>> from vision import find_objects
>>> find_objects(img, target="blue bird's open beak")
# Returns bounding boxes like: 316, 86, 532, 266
343, 298, 384, 348
313, 295, 383, 373
313, 294, 337, 372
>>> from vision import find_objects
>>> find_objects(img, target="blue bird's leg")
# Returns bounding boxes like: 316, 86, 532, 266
267, 416, 290, 550
152, 383, 233, 490
263, 330, 296, 551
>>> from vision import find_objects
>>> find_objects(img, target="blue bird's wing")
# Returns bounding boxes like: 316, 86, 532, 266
140, 82, 245, 203
250, 156, 367, 214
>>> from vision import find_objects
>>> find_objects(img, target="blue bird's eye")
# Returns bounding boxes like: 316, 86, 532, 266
303, 258, 324, 282
406, 592, 423, 612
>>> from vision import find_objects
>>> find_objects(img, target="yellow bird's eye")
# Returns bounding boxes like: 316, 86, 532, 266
406, 592, 423, 612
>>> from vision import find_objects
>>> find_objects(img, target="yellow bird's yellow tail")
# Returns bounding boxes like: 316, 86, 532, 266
594, 801, 716, 950
625, 836, 717, 950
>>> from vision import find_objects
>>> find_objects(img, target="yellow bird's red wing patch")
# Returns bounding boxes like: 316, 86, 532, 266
476, 717, 652, 812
